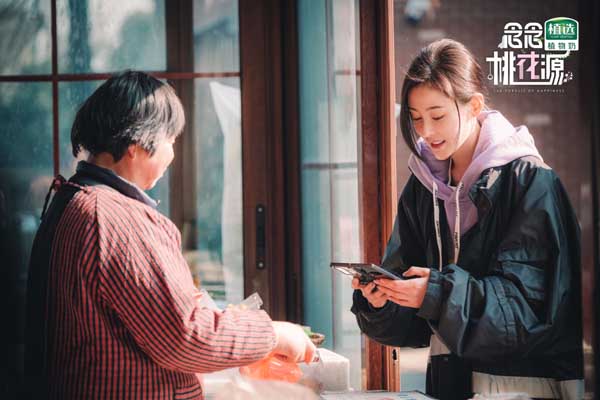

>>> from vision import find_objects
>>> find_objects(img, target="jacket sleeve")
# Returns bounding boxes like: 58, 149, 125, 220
416, 164, 581, 361
96, 196, 276, 374
352, 177, 432, 348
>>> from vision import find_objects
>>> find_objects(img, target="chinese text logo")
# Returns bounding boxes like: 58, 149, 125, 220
486, 17, 578, 86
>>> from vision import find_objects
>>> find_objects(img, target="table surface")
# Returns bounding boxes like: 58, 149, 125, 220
320, 390, 435, 400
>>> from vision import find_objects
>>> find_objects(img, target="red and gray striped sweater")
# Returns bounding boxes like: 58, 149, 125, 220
26, 169, 275, 399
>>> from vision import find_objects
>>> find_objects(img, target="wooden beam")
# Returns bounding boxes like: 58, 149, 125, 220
359, 0, 398, 390
239, 0, 287, 320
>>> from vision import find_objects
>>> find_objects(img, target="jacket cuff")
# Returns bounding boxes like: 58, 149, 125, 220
416, 268, 443, 321
351, 289, 393, 322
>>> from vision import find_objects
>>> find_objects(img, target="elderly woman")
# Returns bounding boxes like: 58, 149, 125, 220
25, 70, 314, 399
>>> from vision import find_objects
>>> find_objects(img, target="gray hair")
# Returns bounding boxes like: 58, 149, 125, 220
71, 70, 185, 161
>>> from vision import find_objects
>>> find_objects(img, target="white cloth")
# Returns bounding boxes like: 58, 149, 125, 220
472, 371, 584, 399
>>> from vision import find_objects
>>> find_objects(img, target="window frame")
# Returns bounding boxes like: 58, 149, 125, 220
358, 0, 399, 391
0, 0, 241, 176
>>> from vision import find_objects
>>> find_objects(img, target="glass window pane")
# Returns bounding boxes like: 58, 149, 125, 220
0, 82, 52, 391
298, 0, 363, 391
193, 0, 239, 73
184, 77, 242, 308
56, 0, 166, 73
58, 80, 170, 216
58, 81, 100, 175
0, 0, 52, 75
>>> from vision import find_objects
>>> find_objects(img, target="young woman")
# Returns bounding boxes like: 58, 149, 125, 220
351, 39, 583, 399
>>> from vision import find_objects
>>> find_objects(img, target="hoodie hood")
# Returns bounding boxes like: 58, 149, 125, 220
407, 110, 543, 263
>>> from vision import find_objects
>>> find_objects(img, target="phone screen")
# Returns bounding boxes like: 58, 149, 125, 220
330, 262, 400, 283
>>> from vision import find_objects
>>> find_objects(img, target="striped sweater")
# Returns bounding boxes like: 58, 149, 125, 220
25, 165, 276, 399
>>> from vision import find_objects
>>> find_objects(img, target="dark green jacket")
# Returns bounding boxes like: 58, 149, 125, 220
352, 156, 583, 399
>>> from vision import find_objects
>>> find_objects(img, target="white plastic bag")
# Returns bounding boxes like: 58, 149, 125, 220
198, 289, 263, 312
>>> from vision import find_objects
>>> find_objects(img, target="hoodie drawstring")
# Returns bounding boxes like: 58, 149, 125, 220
432, 182, 443, 271
453, 182, 463, 263
432, 181, 464, 270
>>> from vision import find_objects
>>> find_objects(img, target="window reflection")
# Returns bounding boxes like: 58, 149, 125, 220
56, 0, 166, 73
193, 0, 239, 73
58, 81, 100, 176
184, 78, 243, 308
0, 0, 51, 75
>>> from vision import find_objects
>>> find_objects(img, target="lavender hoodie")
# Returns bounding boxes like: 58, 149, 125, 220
407, 110, 543, 243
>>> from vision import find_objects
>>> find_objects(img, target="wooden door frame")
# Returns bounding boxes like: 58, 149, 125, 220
239, 0, 289, 321
165, 0, 196, 246
280, 0, 304, 324
359, 0, 399, 391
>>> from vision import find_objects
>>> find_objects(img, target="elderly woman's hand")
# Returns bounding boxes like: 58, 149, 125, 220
374, 266, 431, 309
352, 277, 388, 309
271, 321, 316, 364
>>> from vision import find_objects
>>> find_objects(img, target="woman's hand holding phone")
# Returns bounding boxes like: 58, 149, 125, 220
351, 266, 431, 309
351, 278, 388, 308
374, 266, 430, 309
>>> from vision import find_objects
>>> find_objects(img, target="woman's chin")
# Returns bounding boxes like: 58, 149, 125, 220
431, 151, 451, 161
145, 173, 166, 191
146, 180, 159, 191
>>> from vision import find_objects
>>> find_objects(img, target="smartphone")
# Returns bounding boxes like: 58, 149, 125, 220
330, 262, 401, 284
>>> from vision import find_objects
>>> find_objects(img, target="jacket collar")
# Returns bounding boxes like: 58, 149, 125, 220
72, 161, 158, 208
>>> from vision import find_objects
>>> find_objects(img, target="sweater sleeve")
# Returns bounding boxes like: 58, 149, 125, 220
95, 193, 276, 374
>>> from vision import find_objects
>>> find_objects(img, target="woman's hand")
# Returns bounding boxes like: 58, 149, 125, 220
374, 267, 431, 309
352, 278, 388, 309
271, 321, 316, 364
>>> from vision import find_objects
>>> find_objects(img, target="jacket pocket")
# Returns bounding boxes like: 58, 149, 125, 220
500, 260, 546, 302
